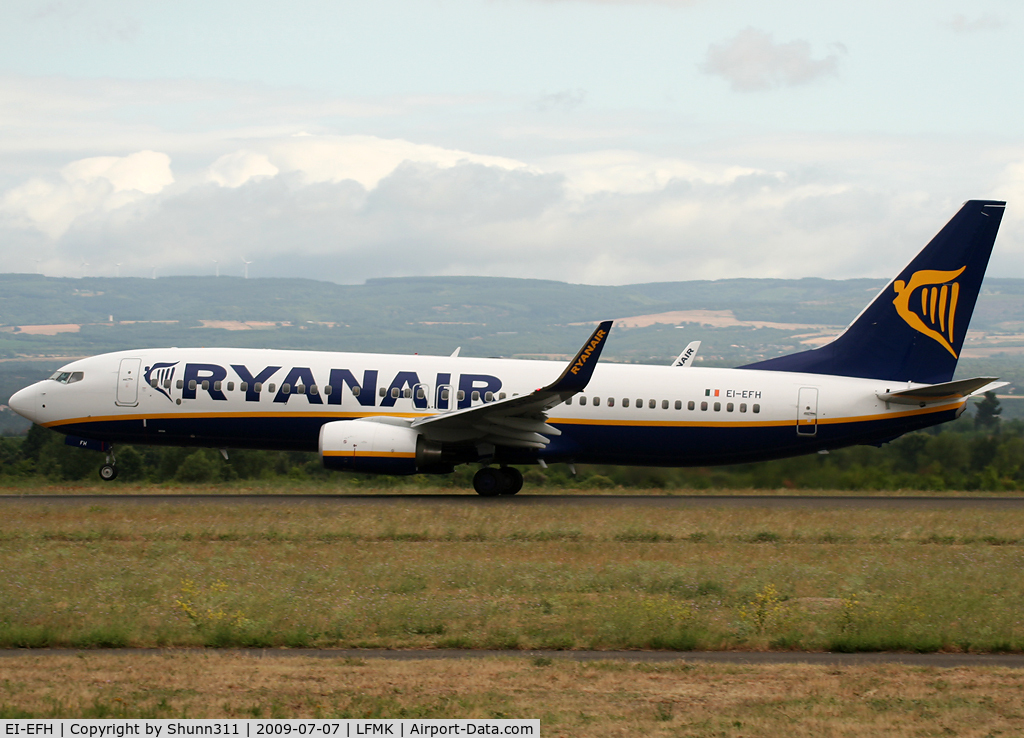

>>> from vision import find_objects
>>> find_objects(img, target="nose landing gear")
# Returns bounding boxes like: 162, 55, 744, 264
99, 448, 118, 481
472, 466, 523, 496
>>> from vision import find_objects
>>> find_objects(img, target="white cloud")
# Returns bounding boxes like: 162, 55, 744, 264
207, 151, 279, 188
532, 89, 587, 113
262, 134, 530, 189
1, 150, 172, 238
537, 150, 761, 197
701, 28, 843, 92
942, 14, 1005, 33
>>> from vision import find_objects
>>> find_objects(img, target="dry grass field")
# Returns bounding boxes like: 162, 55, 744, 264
2, 489, 1024, 728
2, 652, 1023, 736
1, 496, 1023, 653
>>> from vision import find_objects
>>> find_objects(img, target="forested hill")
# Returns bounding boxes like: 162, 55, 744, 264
4, 272, 1024, 329
1, 272, 895, 327
4, 272, 1024, 433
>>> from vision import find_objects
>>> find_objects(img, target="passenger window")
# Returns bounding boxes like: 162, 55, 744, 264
649, 399, 656, 409
700, 401, 708, 411
441, 389, 450, 401
688, 401, 695, 410
240, 382, 248, 392
201, 380, 209, 391
740, 403, 747, 413
296, 385, 306, 394
499, 392, 507, 400
227, 381, 235, 391
727, 402, 734, 412
578, 396, 586, 405
607, 397, 615, 407
150, 378, 158, 388
593, 397, 600, 406
309, 385, 318, 395
417, 387, 426, 400
282, 383, 291, 394
379, 387, 387, 397
662, 400, 669, 409
753, 404, 760, 413
189, 380, 197, 391
323, 385, 331, 395
214, 381, 222, 392
268, 383, 275, 393
352, 386, 360, 397
391, 387, 400, 398
253, 382, 262, 392
714, 402, 721, 411
622, 398, 630, 407
457, 390, 465, 401
177, 380, 184, 390
163, 380, 171, 389
471, 390, 480, 401
403, 388, 412, 398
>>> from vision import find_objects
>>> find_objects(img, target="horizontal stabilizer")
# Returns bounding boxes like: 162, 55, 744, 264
876, 376, 1003, 406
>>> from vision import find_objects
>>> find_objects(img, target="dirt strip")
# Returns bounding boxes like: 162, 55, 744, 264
3, 493, 1024, 509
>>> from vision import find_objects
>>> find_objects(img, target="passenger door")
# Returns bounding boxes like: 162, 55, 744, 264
116, 358, 142, 407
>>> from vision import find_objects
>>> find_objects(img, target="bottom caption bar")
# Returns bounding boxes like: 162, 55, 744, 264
0, 721, 540, 737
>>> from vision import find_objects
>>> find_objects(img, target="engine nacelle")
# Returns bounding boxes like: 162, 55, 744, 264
319, 419, 447, 475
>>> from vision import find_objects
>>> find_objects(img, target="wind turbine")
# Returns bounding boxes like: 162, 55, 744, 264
115, 263, 121, 278
34, 259, 41, 275
80, 262, 89, 278
240, 256, 252, 279
212, 259, 219, 277
151, 266, 157, 280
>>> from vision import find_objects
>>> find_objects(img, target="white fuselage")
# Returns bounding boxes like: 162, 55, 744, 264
9, 347, 965, 467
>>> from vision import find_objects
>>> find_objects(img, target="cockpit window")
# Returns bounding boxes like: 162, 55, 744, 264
49, 371, 84, 385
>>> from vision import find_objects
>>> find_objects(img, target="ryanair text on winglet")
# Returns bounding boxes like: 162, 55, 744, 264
569, 329, 607, 375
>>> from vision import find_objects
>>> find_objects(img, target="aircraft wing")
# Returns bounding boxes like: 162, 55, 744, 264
410, 321, 612, 449
876, 376, 1005, 406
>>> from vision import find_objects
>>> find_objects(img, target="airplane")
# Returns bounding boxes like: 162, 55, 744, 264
7, 200, 1007, 495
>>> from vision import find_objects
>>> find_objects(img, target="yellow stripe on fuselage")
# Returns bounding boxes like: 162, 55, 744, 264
45, 399, 964, 433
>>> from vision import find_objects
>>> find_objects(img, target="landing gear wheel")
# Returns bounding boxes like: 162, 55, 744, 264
99, 464, 118, 481
473, 467, 503, 496
498, 467, 523, 495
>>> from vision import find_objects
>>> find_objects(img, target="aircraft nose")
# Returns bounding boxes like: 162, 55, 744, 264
8, 384, 40, 423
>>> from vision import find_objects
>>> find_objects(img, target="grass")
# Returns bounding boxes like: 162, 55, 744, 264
0, 500, 1023, 652
1, 653, 1023, 734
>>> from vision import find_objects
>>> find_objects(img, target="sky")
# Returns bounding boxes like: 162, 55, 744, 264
1, 0, 1023, 285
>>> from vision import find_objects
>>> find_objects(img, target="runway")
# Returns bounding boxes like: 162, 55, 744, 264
2, 647, 1023, 668
3, 493, 1024, 509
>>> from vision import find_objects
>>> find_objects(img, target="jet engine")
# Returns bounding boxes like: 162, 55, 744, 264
319, 419, 449, 475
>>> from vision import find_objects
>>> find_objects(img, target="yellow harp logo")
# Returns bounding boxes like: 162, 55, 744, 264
892, 267, 966, 358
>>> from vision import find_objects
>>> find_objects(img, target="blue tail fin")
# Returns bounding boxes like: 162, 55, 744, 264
741, 200, 1006, 384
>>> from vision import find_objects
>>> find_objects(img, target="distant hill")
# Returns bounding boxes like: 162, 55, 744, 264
4, 272, 1024, 434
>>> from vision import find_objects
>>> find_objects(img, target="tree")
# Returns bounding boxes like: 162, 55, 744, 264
974, 391, 1002, 432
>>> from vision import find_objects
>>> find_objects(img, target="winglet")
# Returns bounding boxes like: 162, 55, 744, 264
545, 320, 613, 394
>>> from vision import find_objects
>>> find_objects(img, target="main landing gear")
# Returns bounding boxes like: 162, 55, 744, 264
99, 447, 118, 481
473, 466, 523, 496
